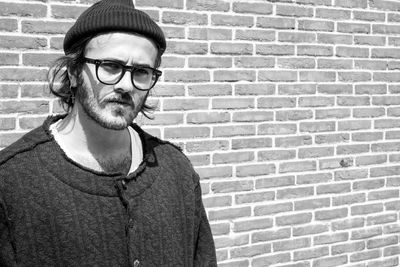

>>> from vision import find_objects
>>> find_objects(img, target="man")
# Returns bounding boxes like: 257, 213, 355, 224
0, 0, 217, 266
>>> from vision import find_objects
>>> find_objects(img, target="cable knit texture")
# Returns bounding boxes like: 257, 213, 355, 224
0, 115, 217, 267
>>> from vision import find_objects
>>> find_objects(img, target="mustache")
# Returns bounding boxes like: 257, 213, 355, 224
103, 93, 133, 105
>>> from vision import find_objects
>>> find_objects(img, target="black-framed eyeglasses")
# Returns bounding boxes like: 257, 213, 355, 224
84, 57, 162, 91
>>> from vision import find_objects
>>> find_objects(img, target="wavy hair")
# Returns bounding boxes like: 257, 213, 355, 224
48, 34, 161, 119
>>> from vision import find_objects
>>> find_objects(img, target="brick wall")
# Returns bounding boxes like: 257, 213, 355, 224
1, 0, 400, 266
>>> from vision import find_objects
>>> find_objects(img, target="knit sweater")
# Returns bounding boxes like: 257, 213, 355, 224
0, 115, 217, 267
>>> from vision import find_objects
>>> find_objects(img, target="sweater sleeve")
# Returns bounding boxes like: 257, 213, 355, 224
193, 182, 217, 267
0, 197, 17, 267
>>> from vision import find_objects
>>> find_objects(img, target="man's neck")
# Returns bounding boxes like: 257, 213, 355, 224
53, 103, 132, 174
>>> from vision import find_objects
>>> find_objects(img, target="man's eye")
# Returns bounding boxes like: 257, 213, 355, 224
101, 62, 121, 72
135, 68, 151, 76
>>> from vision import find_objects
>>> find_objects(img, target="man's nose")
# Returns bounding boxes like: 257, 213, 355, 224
114, 70, 134, 93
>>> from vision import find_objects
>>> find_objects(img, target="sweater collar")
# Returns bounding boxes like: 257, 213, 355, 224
38, 114, 161, 197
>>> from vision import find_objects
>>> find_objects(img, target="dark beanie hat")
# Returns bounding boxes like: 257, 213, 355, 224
63, 0, 166, 55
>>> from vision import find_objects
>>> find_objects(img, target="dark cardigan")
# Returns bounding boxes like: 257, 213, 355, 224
0, 115, 217, 267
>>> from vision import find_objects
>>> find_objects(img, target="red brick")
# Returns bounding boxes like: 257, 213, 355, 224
336, 46, 369, 58
235, 29, 275, 41
353, 10, 385, 21
166, 41, 208, 55
208, 207, 251, 221
332, 241, 365, 255
153, 84, 185, 97
276, 109, 313, 121
188, 84, 232, 96
314, 232, 348, 245
294, 198, 330, 211
235, 84, 275, 96
163, 98, 208, 111
293, 246, 329, 261
139, 113, 183, 126
213, 125, 255, 137
258, 123, 297, 135
162, 11, 207, 25
50, 4, 86, 19
187, 154, 209, 166
273, 237, 311, 252
354, 35, 386, 46
297, 0, 331, 5
214, 234, 248, 249
259, 71, 297, 82
279, 161, 316, 174
276, 135, 312, 148
317, 33, 352, 44
186, 140, 229, 152
232, 137, 272, 150
50, 37, 63, 50
202, 195, 231, 208
257, 44, 295, 56
337, 144, 370, 155
318, 58, 352, 69
258, 97, 296, 109
162, 26, 185, 39
22, 20, 74, 34
293, 224, 329, 236
350, 249, 380, 262
211, 42, 253, 55
164, 70, 209, 82
0, 100, 49, 114
236, 163, 276, 177
0, 132, 26, 148
187, 112, 229, 124
235, 57, 275, 68
231, 244, 271, 258
212, 98, 254, 109
188, 28, 232, 40
235, 192, 274, 205
0, 18, 18, 32
233, 218, 273, 232
186, 0, 229, 12
0, 53, 19, 66
256, 175, 295, 189
195, 166, 232, 179
296, 173, 332, 185
276, 212, 312, 226
0, 117, 16, 130
164, 126, 209, 139
136, 0, 183, 9
278, 32, 316, 43
213, 151, 254, 164
22, 53, 63, 67
276, 5, 313, 17
276, 186, 315, 199
233, 2, 273, 14
351, 203, 383, 216
252, 202, 293, 218
353, 107, 385, 118
337, 96, 370, 106
278, 58, 315, 69
19, 116, 47, 130
214, 70, 256, 82
353, 179, 385, 191
298, 19, 334, 32
316, 108, 351, 119
316, 8, 351, 19
313, 255, 348, 267
252, 228, 291, 243
160, 56, 185, 68
336, 0, 368, 8
331, 218, 365, 231
233, 111, 273, 122
374, 72, 400, 82
338, 120, 371, 131
356, 84, 386, 94
298, 45, 333, 56
0, 36, 47, 50
318, 84, 352, 94
211, 14, 253, 27
278, 83, 316, 95
257, 17, 295, 29
0, 2, 47, 17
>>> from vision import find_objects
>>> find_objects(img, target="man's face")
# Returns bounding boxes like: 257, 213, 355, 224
73, 32, 158, 130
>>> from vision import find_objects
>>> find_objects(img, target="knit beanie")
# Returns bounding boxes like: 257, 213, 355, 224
63, 0, 166, 55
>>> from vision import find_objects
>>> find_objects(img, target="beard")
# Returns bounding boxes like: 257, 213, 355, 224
75, 81, 147, 130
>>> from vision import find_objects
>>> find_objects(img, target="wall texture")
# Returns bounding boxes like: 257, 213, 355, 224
1, 0, 400, 266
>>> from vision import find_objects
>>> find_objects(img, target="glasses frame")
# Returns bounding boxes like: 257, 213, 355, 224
84, 57, 162, 91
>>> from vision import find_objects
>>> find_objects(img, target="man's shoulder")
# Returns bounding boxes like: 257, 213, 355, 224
0, 125, 50, 168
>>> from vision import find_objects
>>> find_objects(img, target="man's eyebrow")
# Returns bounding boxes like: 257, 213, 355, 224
101, 58, 153, 68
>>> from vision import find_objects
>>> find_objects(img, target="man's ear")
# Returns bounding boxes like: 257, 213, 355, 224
67, 68, 78, 87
